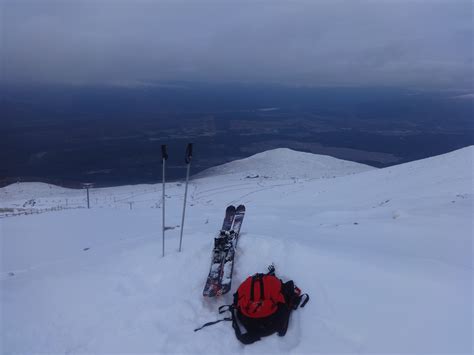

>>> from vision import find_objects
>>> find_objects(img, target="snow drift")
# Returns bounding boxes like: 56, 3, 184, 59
1, 147, 472, 354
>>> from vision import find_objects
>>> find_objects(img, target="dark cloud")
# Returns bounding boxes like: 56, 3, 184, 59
2, 0, 472, 89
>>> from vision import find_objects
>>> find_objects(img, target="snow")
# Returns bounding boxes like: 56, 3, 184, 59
194, 147, 375, 179
1, 147, 472, 354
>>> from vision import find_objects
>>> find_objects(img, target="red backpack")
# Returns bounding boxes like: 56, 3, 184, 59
195, 266, 309, 344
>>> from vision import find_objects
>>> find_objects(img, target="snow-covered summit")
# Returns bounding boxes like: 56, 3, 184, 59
195, 148, 375, 180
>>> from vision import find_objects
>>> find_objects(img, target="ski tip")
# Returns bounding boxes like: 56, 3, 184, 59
236, 204, 245, 211
226, 205, 236, 211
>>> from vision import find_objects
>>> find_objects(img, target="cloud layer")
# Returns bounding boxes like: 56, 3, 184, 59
2, 0, 473, 89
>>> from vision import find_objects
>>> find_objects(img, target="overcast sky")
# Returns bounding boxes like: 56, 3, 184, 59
2, 0, 472, 89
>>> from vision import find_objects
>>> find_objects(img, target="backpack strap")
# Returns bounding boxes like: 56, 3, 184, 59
258, 277, 265, 300
290, 286, 309, 309
195, 304, 261, 344
194, 317, 232, 332
250, 276, 256, 301
299, 293, 310, 308
250, 274, 264, 301
229, 306, 262, 344
194, 305, 232, 332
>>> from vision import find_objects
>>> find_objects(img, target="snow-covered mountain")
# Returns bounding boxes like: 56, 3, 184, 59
194, 148, 375, 179
1, 147, 472, 354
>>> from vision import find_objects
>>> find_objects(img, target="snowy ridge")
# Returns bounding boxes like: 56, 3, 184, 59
1, 147, 472, 353
194, 148, 375, 179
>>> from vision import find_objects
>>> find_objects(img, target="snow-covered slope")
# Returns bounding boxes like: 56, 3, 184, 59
194, 148, 375, 179
1, 147, 472, 354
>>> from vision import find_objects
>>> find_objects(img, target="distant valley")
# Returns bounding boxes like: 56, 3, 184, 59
2, 83, 472, 187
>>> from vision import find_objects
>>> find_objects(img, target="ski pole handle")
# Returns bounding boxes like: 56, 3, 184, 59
161, 144, 168, 161
185, 143, 193, 164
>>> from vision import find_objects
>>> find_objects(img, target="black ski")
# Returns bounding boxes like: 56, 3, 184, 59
219, 204, 245, 295
203, 205, 236, 297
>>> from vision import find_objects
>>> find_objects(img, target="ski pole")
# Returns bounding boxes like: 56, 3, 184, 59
161, 144, 168, 257
179, 143, 193, 252
82, 183, 93, 209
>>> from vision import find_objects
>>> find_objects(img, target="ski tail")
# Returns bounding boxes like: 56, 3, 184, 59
219, 204, 245, 295
203, 205, 236, 297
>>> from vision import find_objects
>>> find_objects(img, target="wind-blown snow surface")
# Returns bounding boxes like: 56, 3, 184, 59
1, 148, 472, 354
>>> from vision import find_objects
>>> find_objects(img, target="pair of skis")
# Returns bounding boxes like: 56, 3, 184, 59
203, 205, 245, 297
